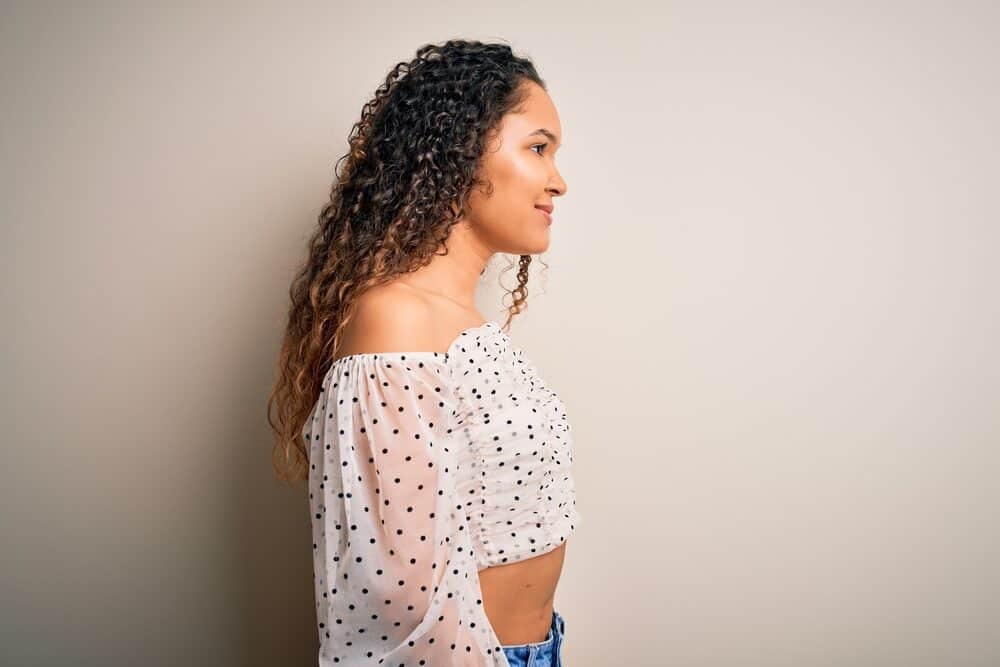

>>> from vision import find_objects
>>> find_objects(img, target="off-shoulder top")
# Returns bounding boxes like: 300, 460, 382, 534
304, 320, 580, 666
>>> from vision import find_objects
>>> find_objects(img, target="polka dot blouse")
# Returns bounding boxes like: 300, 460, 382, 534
305, 321, 581, 666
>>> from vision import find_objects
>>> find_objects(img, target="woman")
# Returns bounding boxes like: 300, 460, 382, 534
268, 39, 579, 666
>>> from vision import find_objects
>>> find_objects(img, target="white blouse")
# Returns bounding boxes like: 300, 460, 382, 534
305, 321, 580, 666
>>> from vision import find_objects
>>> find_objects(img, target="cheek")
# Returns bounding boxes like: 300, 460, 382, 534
505, 153, 547, 189
466, 153, 545, 231
489, 155, 546, 207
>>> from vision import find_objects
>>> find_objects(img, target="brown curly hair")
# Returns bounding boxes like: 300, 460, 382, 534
267, 39, 552, 483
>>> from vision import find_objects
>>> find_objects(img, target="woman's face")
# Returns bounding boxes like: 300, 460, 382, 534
463, 81, 568, 256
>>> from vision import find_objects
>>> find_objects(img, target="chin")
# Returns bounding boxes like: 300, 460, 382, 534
503, 228, 550, 255
526, 236, 550, 255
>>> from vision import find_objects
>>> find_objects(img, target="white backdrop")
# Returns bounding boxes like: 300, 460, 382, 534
2, 2, 998, 665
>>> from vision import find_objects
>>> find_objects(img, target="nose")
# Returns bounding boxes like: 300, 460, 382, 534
547, 167, 568, 197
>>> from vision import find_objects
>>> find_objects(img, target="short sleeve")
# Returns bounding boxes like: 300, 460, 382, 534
307, 354, 509, 666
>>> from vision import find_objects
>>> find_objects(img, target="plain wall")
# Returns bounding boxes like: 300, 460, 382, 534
2, 2, 998, 665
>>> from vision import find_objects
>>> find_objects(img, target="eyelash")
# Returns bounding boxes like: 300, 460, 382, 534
531, 143, 548, 156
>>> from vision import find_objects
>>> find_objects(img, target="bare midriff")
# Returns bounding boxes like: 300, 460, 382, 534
476, 541, 568, 645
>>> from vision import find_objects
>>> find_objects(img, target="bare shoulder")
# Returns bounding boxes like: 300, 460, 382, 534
334, 283, 485, 358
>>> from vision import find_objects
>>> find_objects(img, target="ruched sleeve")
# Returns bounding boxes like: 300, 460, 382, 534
306, 353, 510, 667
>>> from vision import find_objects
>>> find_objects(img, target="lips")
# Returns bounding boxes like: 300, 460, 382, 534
534, 204, 554, 214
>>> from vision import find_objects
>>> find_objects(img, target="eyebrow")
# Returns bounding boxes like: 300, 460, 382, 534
529, 128, 562, 147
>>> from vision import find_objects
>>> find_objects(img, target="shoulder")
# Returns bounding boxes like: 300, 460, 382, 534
335, 283, 482, 357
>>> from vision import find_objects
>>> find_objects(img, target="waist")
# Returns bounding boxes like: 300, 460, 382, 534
477, 541, 568, 643
487, 597, 557, 645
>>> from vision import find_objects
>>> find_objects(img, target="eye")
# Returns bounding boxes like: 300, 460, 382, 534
531, 142, 548, 155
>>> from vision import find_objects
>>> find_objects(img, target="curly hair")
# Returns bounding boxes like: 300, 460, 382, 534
267, 39, 551, 483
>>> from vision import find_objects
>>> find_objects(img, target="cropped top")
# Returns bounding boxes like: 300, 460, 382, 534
305, 320, 580, 666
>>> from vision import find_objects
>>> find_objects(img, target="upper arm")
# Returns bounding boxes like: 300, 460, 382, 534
309, 353, 498, 664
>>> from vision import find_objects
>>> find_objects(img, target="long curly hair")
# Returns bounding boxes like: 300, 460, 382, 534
267, 39, 551, 483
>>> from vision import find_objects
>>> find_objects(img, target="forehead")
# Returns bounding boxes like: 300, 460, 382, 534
502, 83, 562, 143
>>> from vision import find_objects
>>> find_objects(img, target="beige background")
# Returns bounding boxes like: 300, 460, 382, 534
3, 2, 998, 665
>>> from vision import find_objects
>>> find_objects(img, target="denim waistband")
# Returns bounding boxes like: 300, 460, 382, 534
499, 609, 565, 667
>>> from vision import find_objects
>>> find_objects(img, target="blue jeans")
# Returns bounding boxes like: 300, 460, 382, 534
500, 610, 565, 667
